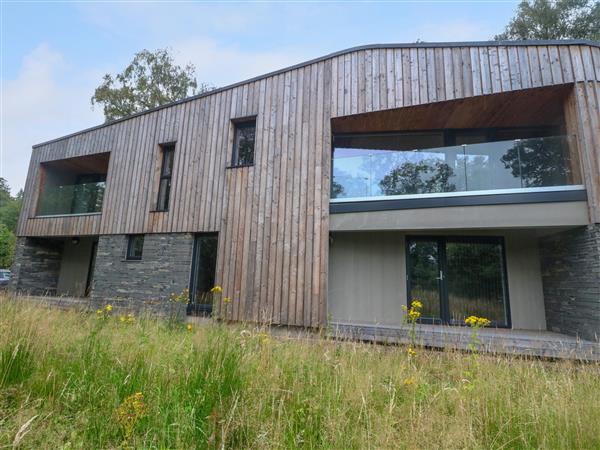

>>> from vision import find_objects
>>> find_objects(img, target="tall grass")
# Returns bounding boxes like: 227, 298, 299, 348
1, 296, 599, 449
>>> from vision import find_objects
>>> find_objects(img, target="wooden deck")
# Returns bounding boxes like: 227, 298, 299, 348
12, 296, 599, 361
331, 322, 599, 361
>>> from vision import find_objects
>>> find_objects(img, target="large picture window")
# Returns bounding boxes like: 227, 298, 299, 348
156, 143, 175, 211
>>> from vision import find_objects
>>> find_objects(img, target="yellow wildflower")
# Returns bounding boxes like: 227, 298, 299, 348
105, 304, 112, 312
407, 347, 417, 357
258, 332, 270, 345
96, 309, 102, 315
223, 296, 231, 304
411, 299, 423, 310
187, 324, 193, 332
210, 285, 222, 294
477, 317, 491, 327
119, 315, 126, 323
403, 377, 415, 386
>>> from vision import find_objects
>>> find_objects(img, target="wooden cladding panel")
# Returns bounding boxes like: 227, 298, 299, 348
17, 43, 600, 327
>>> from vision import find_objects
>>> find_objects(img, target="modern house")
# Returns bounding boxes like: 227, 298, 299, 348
11, 40, 600, 345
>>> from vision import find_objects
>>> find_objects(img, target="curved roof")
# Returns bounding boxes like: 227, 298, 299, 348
33, 39, 599, 148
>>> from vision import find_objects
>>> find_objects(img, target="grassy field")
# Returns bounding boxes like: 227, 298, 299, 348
1, 297, 599, 449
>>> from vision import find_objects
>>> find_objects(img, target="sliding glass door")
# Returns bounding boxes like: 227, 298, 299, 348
407, 236, 510, 327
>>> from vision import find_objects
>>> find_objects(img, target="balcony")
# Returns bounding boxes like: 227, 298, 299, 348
331, 135, 583, 203
37, 181, 105, 216
35, 152, 110, 217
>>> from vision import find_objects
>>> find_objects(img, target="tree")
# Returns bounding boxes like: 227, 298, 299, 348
500, 138, 571, 187
0, 179, 22, 233
495, 0, 600, 40
91, 48, 212, 122
0, 224, 16, 269
379, 160, 456, 196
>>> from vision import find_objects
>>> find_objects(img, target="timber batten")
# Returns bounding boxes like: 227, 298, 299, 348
16, 41, 600, 327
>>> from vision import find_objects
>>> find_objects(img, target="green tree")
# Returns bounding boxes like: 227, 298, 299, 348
0, 223, 16, 269
91, 48, 212, 122
0, 179, 22, 233
495, 0, 600, 40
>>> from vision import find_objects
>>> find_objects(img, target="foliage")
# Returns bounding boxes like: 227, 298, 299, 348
379, 160, 455, 196
0, 178, 22, 233
501, 138, 572, 187
1, 297, 599, 448
495, 0, 600, 40
91, 48, 212, 122
0, 178, 22, 269
0, 224, 16, 269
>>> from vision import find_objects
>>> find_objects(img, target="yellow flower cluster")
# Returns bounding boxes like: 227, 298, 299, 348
223, 296, 232, 304
403, 377, 416, 386
407, 347, 417, 357
186, 324, 193, 332
465, 316, 491, 328
210, 285, 223, 294
119, 313, 135, 324
402, 299, 423, 322
97, 304, 112, 320
115, 392, 148, 440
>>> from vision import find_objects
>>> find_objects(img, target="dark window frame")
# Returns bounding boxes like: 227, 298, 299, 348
126, 234, 145, 261
405, 235, 511, 328
230, 118, 256, 168
156, 142, 176, 212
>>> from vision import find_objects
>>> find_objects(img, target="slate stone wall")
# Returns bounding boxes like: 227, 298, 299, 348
539, 224, 600, 341
10, 237, 63, 295
90, 233, 194, 315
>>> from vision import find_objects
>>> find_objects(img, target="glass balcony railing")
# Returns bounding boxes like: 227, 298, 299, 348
37, 182, 106, 216
331, 135, 581, 201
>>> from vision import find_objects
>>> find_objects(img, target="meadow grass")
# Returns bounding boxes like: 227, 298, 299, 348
1, 296, 599, 449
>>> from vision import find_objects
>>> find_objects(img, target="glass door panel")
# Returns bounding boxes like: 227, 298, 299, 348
406, 236, 510, 327
188, 234, 218, 316
407, 239, 442, 322
446, 239, 508, 326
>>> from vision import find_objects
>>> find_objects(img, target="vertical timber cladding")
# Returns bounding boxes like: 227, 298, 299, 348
16, 42, 600, 327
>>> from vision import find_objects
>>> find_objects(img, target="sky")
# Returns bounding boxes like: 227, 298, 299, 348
0, 0, 519, 194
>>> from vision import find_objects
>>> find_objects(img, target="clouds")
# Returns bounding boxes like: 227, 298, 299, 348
172, 38, 312, 87
1, 44, 104, 193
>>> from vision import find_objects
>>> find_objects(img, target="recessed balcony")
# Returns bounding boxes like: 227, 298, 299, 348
331, 133, 583, 203
36, 152, 110, 217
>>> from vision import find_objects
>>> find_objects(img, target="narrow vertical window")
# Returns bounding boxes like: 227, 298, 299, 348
231, 119, 256, 167
156, 143, 175, 211
126, 235, 144, 260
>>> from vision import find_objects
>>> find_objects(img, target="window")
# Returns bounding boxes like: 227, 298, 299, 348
231, 119, 256, 167
126, 235, 144, 260
406, 236, 510, 327
156, 143, 175, 211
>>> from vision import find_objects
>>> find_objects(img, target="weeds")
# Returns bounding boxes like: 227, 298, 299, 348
0, 296, 599, 449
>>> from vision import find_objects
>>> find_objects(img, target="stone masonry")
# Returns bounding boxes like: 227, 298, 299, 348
10, 237, 63, 295
90, 233, 194, 315
539, 224, 600, 341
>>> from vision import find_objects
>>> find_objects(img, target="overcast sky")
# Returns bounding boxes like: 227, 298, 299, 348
0, 1, 518, 194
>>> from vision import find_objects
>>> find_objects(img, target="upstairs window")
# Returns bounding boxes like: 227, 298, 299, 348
126, 235, 144, 260
231, 119, 256, 167
156, 143, 175, 211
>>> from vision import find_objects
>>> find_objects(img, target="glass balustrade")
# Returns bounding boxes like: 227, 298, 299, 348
37, 182, 106, 216
331, 135, 579, 200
